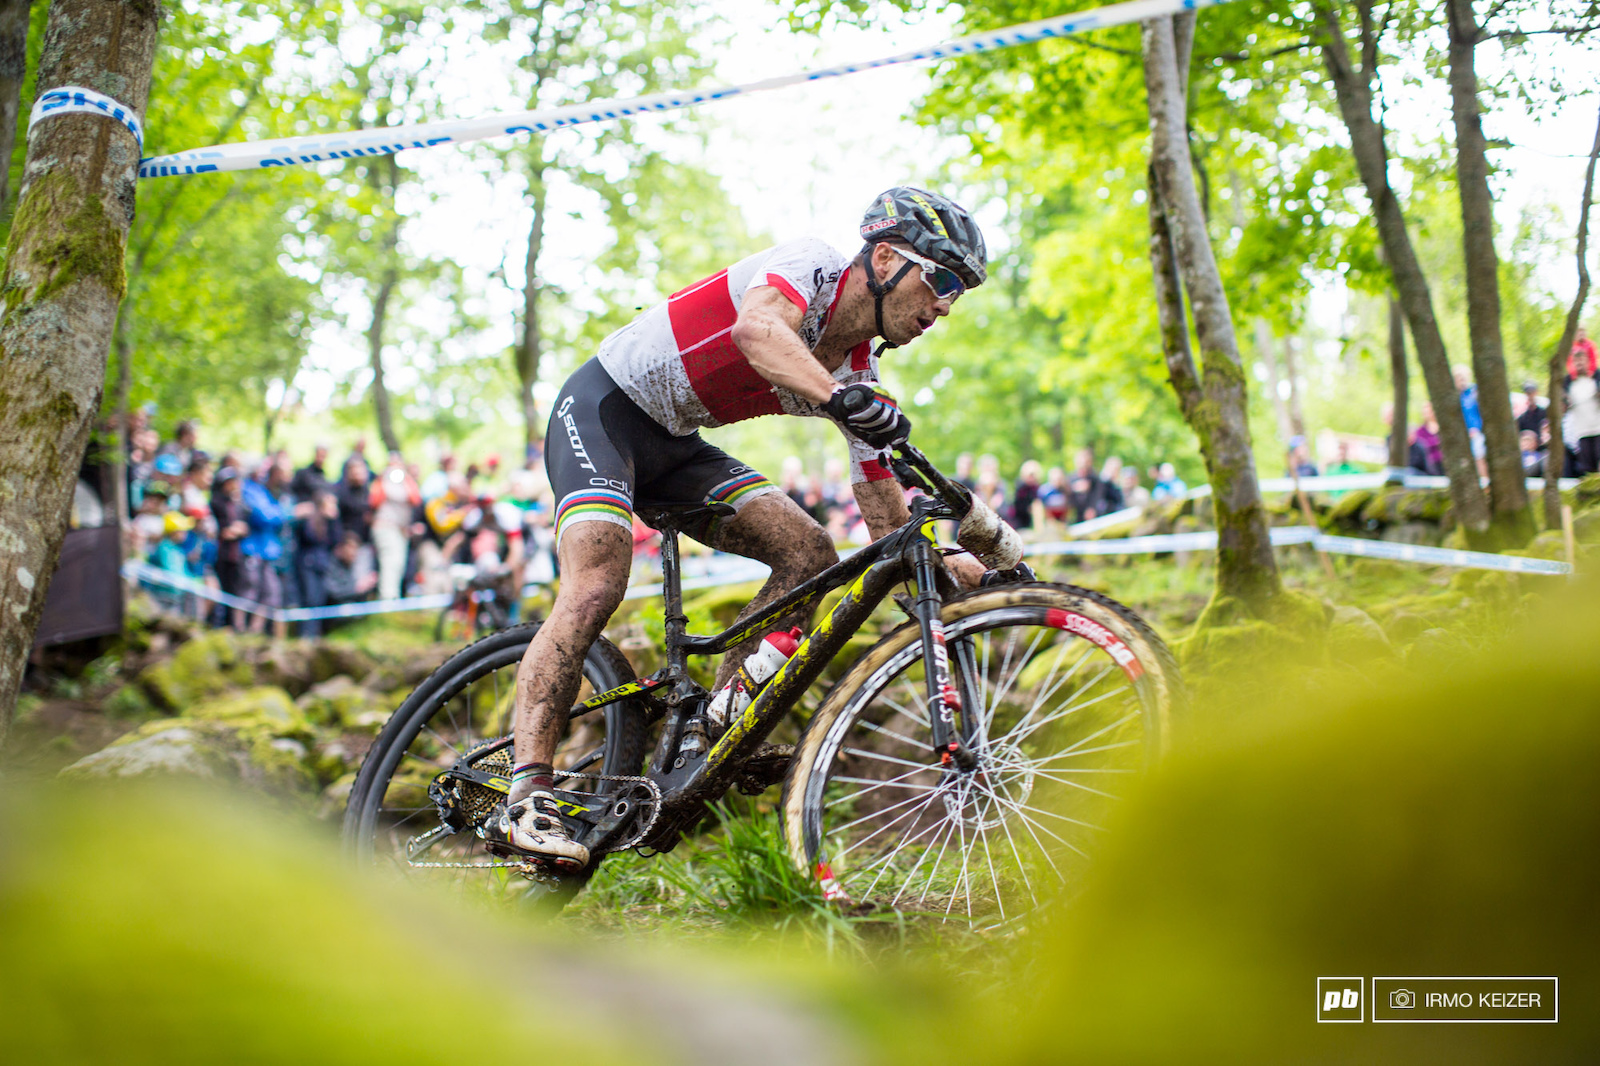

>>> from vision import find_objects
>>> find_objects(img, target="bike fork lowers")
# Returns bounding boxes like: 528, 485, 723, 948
908, 534, 977, 771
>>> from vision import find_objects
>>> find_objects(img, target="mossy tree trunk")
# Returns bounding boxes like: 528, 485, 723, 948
1545, 106, 1600, 527
1446, 0, 1532, 542
1387, 293, 1409, 469
366, 155, 401, 457
0, 0, 159, 743
0, 0, 31, 214
1143, 12, 1281, 613
1315, 0, 1492, 543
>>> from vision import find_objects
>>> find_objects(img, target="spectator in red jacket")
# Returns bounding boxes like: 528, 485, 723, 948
1570, 326, 1599, 381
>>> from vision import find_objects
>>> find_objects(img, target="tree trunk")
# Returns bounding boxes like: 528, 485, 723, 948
1387, 293, 1409, 469
367, 258, 401, 457
1545, 106, 1600, 527
0, 0, 31, 213
1447, 0, 1531, 541
111, 300, 132, 528
1315, 2, 1492, 541
1144, 13, 1281, 611
364, 156, 402, 456
1280, 334, 1308, 441
0, 0, 159, 742
517, 153, 547, 459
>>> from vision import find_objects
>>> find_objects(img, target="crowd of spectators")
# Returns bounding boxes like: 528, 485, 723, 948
120, 410, 556, 634
774, 447, 1185, 544
1390, 339, 1600, 480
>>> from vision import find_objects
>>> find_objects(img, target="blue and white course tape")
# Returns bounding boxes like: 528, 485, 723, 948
138, 0, 1231, 178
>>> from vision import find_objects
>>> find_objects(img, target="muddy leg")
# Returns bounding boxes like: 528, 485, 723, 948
510, 522, 632, 800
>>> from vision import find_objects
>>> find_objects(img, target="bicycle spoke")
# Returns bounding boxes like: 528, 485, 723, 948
827, 786, 941, 844
841, 745, 937, 773
854, 804, 957, 900
1000, 668, 1124, 749
995, 644, 1099, 753
830, 788, 943, 863
856, 715, 930, 752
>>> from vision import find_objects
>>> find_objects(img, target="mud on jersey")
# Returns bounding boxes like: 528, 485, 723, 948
596, 238, 893, 483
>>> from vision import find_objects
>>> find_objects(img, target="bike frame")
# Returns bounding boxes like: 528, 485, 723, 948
559, 478, 983, 850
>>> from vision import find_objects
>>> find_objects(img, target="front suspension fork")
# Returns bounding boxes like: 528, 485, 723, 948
909, 536, 978, 771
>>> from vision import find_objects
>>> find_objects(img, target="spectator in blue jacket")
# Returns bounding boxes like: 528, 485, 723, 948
238, 464, 287, 633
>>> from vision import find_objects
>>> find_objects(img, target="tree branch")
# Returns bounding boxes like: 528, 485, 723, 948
1486, 23, 1600, 39
1208, 39, 1315, 63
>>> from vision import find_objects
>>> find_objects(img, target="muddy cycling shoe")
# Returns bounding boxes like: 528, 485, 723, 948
488, 791, 589, 870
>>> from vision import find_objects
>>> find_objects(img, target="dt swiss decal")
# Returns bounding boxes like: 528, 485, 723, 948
1044, 609, 1144, 681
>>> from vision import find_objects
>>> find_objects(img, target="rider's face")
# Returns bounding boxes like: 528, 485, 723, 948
873, 245, 954, 347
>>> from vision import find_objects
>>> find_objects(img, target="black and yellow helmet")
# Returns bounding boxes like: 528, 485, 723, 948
860, 186, 987, 290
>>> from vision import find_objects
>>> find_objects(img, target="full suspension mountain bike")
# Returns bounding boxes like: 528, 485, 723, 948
343, 443, 1184, 926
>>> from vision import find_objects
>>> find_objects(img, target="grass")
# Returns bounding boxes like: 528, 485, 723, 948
562, 798, 1021, 980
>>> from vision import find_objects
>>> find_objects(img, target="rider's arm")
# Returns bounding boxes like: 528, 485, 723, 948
730, 287, 839, 404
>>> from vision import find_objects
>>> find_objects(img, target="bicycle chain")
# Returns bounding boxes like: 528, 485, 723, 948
404, 769, 663, 878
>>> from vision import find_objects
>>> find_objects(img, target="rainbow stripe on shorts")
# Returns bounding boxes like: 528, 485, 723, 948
708, 470, 776, 509
555, 486, 632, 544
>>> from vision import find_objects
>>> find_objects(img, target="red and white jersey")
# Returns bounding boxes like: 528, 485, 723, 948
596, 238, 892, 482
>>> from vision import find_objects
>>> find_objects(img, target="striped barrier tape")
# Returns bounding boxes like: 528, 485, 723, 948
137, 0, 1232, 178
125, 516, 1573, 625
124, 560, 452, 622
1027, 526, 1573, 574
29, 86, 144, 150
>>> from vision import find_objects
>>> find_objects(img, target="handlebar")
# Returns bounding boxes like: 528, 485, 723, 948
889, 442, 974, 517
887, 441, 1028, 572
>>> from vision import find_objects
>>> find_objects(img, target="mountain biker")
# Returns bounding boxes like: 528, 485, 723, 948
495, 187, 990, 868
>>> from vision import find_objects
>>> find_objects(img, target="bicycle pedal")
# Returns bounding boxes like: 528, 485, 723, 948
734, 743, 794, 796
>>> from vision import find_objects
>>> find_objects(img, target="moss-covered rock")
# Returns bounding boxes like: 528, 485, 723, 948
136, 629, 255, 712
310, 642, 377, 684
253, 640, 317, 696
1326, 606, 1392, 665
296, 676, 384, 729
60, 717, 315, 794
188, 686, 309, 737
1573, 507, 1600, 545
1326, 488, 1374, 528
1573, 472, 1600, 509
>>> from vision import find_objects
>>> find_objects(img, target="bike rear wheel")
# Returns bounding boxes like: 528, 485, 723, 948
782, 583, 1182, 930
343, 623, 648, 906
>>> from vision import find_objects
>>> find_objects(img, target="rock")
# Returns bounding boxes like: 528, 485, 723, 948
1379, 521, 1444, 546
1378, 610, 1431, 646
1326, 606, 1391, 664
253, 640, 317, 696
136, 629, 255, 712
188, 686, 309, 737
1573, 507, 1600, 545
310, 642, 378, 684
61, 723, 238, 781
297, 676, 375, 728
1325, 489, 1374, 529
60, 718, 314, 794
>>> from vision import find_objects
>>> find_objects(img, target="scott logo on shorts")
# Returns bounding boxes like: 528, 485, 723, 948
557, 395, 596, 472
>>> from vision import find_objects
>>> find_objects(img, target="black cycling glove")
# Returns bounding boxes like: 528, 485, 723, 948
823, 382, 912, 449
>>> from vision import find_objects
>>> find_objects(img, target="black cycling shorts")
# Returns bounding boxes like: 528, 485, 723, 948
544, 357, 781, 546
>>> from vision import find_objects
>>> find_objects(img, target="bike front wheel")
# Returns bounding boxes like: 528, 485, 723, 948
782, 583, 1182, 930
